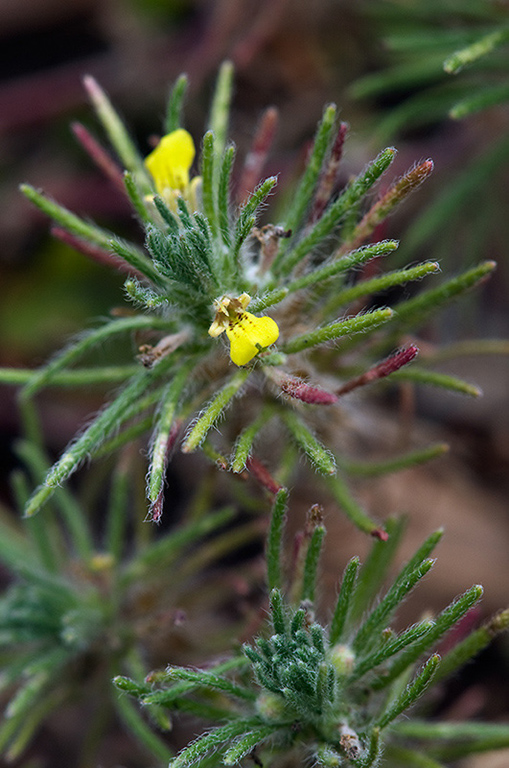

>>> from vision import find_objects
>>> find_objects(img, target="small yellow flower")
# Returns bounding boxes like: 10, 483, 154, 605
208, 293, 279, 366
145, 129, 199, 204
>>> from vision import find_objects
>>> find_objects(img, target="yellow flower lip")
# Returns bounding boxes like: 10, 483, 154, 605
208, 294, 279, 366
144, 128, 196, 196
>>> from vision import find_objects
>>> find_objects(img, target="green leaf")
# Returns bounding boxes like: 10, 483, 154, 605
376, 654, 440, 730
267, 488, 289, 591
165, 73, 188, 133
282, 309, 393, 355
282, 411, 336, 475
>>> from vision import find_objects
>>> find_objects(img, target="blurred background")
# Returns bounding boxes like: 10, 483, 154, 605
0, 0, 509, 763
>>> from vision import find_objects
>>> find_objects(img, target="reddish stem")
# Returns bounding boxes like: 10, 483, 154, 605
309, 121, 348, 223
72, 122, 126, 193
51, 226, 145, 279
337, 345, 419, 396
237, 107, 279, 204
245, 455, 281, 495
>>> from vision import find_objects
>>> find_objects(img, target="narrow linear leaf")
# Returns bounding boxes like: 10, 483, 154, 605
374, 585, 483, 689
323, 261, 439, 316
337, 345, 419, 397
277, 103, 338, 263
391, 368, 482, 397
287, 240, 399, 295
124, 171, 151, 224
329, 556, 360, 646
393, 261, 496, 328
301, 523, 326, 602
351, 620, 434, 681
282, 411, 336, 475
83, 75, 152, 194
450, 82, 509, 120
310, 121, 348, 224
249, 288, 290, 317
352, 558, 435, 654
20, 184, 119, 252
182, 368, 251, 453
230, 176, 278, 274
267, 488, 289, 591
224, 725, 279, 765
165, 73, 188, 133
340, 444, 449, 477
110, 237, 165, 285
25, 354, 178, 516
282, 308, 393, 355
71, 121, 125, 192
162, 666, 255, 701
218, 144, 235, 247
434, 608, 509, 683
340, 160, 434, 253
376, 654, 440, 730
270, 588, 287, 636
327, 473, 384, 538
444, 28, 509, 74
201, 131, 217, 235
21, 315, 172, 398
238, 106, 279, 203
208, 61, 234, 169
384, 744, 446, 768
275, 147, 397, 276
392, 719, 509, 741
147, 363, 193, 503
170, 719, 260, 768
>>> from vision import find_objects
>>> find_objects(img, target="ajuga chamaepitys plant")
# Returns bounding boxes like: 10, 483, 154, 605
116, 491, 509, 768
0, 61, 496, 534
0, 60, 507, 766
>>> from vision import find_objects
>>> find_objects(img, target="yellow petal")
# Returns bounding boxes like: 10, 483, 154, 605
144, 129, 195, 195
226, 312, 279, 366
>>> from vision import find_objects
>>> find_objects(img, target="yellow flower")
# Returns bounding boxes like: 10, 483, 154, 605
144, 129, 197, 202
208, 293, 279, 366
